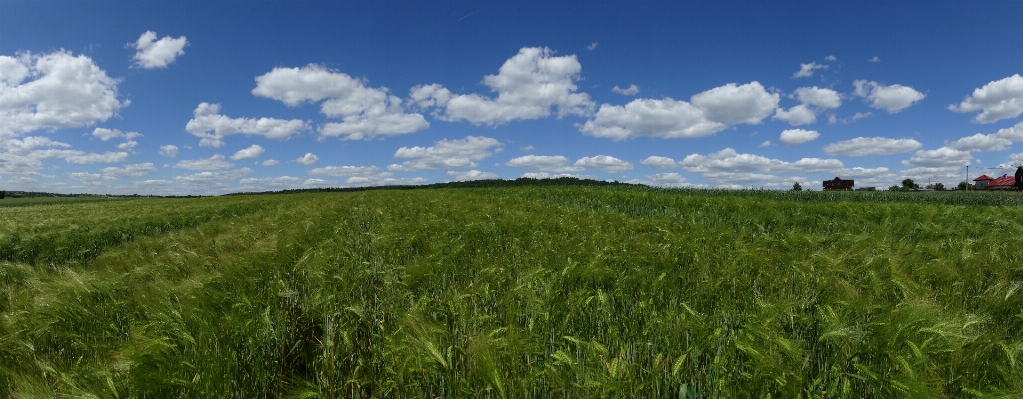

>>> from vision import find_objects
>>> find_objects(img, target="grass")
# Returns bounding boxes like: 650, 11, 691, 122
1, 186, 1022, 398
0, 196, 124, 208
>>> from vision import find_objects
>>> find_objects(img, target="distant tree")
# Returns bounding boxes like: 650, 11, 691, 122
902, 179, 919, 190
791, 182, 802, 191
933, 182, 945, 191
957, 181, 970, 191
888, 185, 901, 191
0, 190, 4, 199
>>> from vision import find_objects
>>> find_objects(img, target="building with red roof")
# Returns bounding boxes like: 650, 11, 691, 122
973, 175, 994, 189
986, 174, 1017, 190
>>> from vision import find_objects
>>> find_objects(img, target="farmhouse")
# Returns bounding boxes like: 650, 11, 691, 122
985, 174, 1017, 190
823, 177, 854, 191
973, 175, 993, 189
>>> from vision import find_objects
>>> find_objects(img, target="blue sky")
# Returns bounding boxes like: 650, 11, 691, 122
3, 1, 1023, 194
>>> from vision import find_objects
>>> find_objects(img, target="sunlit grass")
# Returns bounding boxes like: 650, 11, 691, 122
1, 187, 1022, 397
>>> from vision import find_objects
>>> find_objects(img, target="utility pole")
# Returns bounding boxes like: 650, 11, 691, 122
966, 165, 969, 191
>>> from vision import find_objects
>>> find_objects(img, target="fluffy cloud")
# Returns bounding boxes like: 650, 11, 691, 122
579, 82, 777, 140
521, 172, 589, 180
101, 163, 156, 178
117, 141, 138, 151
868, 56, 881, 63
902, 147, 972, 168
159, 145, 179, 157
308, 165, 380, 177
408, 47, 595, 125
852, 80, 925, 113
506, 155, 584, 173
62, 151, 129, 164
640, 156, 678, 169
612, 84, 640, 96
261, 159, 279, 166
690, 82, 779, 125
647, 172, 688, 186
345, 175, 427, 187
238, 176, 331, 191
991, 121, 1023, 141
779, 129, 820, 146
173, 168, 253, 184
185, 103, 310, 148
794, 87, 842, 109
574, 155, 633, 173
825, 55, 837, 61
388, 136, 501, 171
92, 128, 141, 142
948, 74, 1023, 124
773, 105, 816, 126
295, 153, 319, 165
947, 133, 1012, 152
69, 172, 108, 183
131, 31, 187, 69
823, 137, 922, 156
3, 136, 70, 151
230, 144, 265, 160
579, 98, 723, 140
252, 64, 429, 140
792, 62, 827, 78
0, 136, 128, 176
899, 166, 962, 184
447, 170, 499, 181
0, 51, 127, 138
680, 148, 843, 175
520, 145, 534, 151
171, 154, 233, 170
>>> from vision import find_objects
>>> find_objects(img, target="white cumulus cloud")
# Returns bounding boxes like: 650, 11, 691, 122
947, 133, 1012, 152
949, 74, 1023, 124
447, 170, 499, 181
794, 87, 842, 109
92, 128, 141, 142
779, 129, 820, 146
308, 165, 380, 177
852, 80, 925, 113
131, 31, 187, 69
159, 145, 179, 157
574, 155, 633, 173
408, 47, 595, 126
101, 163, 156, 178
823, 137, 923, 157
0, 51, 127, 138
388, 136, 502, 171
295, 153, 319, 165
793, 62, 827, 78
171, 154, 233, 170
640, 156, 678, 169
185, 103, 310, 148
230, 144, 265, 160
579, 81, 777, 140
506, 155, 585, 173
773, 105, 816, 126
252, 64, 429, 140
612, 84, 640, 96
902, 147, 972, 168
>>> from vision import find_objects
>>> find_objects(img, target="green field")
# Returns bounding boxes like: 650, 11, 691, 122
1, 186, 1022, 398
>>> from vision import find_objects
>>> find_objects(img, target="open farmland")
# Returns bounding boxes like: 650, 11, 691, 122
1, 186, 1022, 398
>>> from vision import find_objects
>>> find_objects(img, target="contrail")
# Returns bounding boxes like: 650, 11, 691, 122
457, 8, 484, 21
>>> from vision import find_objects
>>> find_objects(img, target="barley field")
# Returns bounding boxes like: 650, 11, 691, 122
1, 185, 1022, 398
